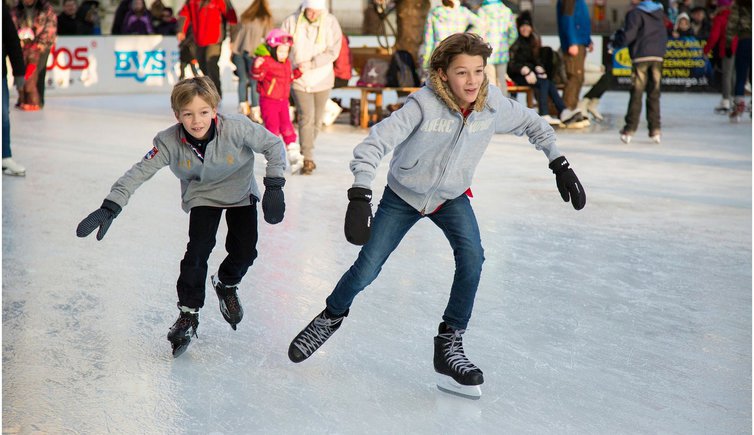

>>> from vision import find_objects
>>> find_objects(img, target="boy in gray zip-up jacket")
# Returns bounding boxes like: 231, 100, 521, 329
288, 33, 586, 399
76, 77, 287, 357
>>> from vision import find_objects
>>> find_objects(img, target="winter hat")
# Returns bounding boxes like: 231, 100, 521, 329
516, 11, 533, 28
266, 29, 294, 47
302, 0, 326, 10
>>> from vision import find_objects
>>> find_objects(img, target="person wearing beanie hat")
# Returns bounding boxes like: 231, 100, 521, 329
280, 0, 342, 174
704, 0, 735, 113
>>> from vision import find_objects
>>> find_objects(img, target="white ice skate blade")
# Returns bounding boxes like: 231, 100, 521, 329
436, 374, 482, 400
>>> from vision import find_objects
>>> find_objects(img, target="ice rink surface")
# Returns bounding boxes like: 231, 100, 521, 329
2, 90, 751, 434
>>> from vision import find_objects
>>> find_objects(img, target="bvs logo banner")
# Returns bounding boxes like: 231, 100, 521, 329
114, 50, 167, 82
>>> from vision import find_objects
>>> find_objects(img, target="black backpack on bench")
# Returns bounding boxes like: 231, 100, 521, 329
386, 50, 420, 88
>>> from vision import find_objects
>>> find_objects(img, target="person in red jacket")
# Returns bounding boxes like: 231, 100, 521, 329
252, 29, 304, 173
177, 0, 237, 98
703, 0, 736, 113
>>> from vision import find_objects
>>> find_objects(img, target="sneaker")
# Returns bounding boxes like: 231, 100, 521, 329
250, 106, 263, 124
212, 275, 243, 330
541, 114, 563, 127
714, 99, 731, 114
586, 98, 604, 121
167, 306, 199, 358
620, 129, 633, 144
286, 143, 304, 174
434, 322, 484, 399
237, 101, 251, 116
649, 130, 661, 144
559, 108, 581, 124
2, 158, 26, 176
730, 99, 746, 123
288, 308, 349, 363
300, 159, 316, 175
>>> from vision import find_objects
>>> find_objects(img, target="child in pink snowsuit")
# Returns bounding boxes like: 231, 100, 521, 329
251, 29, 304, 172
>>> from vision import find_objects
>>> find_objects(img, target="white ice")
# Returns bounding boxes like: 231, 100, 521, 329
2, 90, 751, 434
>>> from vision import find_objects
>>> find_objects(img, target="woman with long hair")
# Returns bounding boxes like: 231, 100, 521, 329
231, 0, 273, 122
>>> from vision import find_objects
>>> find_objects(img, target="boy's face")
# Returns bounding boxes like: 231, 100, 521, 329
438, 54, 485, 110
175, 95, 217, 140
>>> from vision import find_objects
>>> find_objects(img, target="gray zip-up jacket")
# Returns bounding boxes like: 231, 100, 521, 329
350, 72, 561, 214
106, 113, 286, 213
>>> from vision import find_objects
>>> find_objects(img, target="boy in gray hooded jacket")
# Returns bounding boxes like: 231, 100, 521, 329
287, 33, 586, 399
76, 77, 287, 357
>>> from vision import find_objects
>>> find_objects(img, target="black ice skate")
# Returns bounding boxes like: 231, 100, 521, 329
288, 308, 349, 363
212, 275, 243, 330
433, 322, 484, 400
167, 307, 199, 358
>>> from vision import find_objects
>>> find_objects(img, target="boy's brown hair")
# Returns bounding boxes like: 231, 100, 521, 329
429, 33, 492, 73
170, 77, 221, 113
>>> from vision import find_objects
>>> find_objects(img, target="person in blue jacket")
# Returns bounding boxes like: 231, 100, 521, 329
287, 32, 587, 400
557, 0, 593, 123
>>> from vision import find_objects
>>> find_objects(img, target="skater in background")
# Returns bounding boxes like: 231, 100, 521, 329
556, 0, 592, 128
252, 29, 304, 173
75, 77, 287, 357
476, 0, 517, 93
287, 33, 586, 399
178, 24, 200, 80
3, 2, 27, 176
612, 0, 667, 144
10, 0, 57, 111
231, 0, 274, 123
177, 0, 237, 99
703, 0, 735, 114
419, 0, 485, 74
280, 0, 343, 175
726, 0, 751, 122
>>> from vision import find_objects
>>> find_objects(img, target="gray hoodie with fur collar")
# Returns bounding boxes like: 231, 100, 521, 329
350, 72, 562, 214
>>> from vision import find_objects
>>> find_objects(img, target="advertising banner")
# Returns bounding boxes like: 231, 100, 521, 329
611, 36, 713, 90
9, 35, 236, 96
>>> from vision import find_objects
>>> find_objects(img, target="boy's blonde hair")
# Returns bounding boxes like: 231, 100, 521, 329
429, 33, 493, 74
171, 77, 221, 113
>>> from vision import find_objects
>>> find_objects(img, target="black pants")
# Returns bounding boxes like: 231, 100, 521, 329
176, 205, 258, 309
197, 43, 222, 97
623, 61, 662, 134
583, 70, 616, 100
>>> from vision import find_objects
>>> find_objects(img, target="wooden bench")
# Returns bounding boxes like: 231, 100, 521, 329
341, 84, 565, 128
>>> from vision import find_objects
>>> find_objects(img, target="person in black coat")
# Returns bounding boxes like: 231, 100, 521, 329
508, 11, 573, 126
58, 0, 83, 35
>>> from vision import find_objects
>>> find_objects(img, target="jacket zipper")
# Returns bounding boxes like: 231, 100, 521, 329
419, 112, 467, 215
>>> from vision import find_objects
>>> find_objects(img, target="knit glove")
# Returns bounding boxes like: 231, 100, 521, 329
549, 156, 586, 210
262, 177, 285, 224
344, 187, 373, 245
76, 199, 122, 240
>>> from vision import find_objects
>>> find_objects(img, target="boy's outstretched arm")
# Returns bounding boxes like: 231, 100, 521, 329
76, 138, 171, 240
496, 95, 586, 210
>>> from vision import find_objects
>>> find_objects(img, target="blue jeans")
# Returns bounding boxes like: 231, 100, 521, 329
326, 186, 485, 330
232, 52, 259, 106
2, 76, 11, 159
734, 38, 752, 97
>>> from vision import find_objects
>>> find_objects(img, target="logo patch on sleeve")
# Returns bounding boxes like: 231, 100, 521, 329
144, 146, 159, 160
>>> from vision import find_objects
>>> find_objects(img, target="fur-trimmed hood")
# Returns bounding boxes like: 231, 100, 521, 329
427, 70, 490, 113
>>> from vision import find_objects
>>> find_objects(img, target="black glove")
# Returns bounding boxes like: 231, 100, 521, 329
76, 199, 122, 240
262, 177, 285, 224
344, 187, 373, 245
549, 156, 586, 210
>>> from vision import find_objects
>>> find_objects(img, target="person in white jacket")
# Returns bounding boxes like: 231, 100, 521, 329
281, 0, 342, 175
